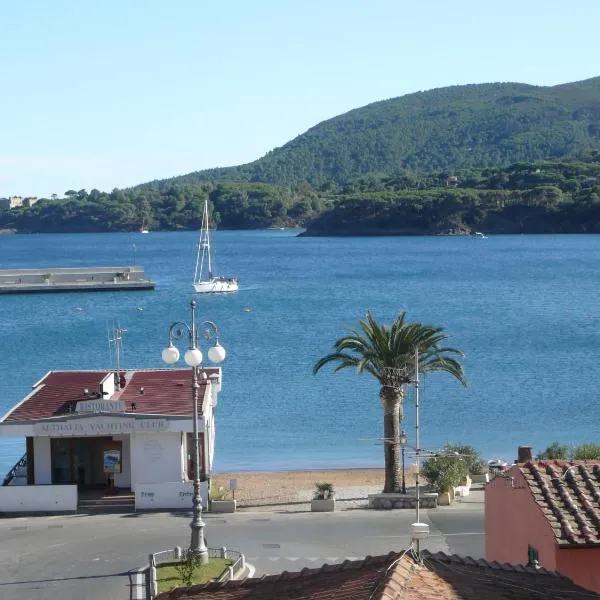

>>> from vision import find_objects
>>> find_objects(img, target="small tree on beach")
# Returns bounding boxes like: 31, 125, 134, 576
313, 311, 466, 494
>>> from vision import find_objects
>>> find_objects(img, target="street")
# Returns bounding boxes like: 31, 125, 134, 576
0, 494, 484, 599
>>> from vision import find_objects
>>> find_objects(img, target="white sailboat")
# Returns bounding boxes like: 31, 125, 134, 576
193, 198, 239, 294
140, 218, 149, 234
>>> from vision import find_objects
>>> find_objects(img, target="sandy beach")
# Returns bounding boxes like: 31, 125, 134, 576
212, 468, 417, 507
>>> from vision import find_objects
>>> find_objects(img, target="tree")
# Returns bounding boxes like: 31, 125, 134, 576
313, 311, 466, 493
537, 442, 569, 460
572, 443, 600, 460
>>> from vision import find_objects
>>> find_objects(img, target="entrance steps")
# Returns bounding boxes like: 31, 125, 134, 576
78, 490, 135, 514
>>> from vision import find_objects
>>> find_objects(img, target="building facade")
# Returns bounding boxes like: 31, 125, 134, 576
0, 367, 222, 513
486, 457, 600, 594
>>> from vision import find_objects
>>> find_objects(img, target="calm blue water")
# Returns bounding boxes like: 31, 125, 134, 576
1, 231, 600, 477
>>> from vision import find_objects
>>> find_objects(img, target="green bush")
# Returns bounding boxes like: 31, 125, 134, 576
313, 482, 335, 500
537, 442, 569, 460
444, 443, 486, 475
422, 450, 470, 494
536, 441, 600, 460
572, 443, 600, 460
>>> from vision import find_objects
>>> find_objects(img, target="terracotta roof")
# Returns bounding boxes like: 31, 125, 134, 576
155, 550, 600, 600
1, 368, 219, 422
2, 371, 111, 422
116, 369, 216, 416
519, 460, 600, 546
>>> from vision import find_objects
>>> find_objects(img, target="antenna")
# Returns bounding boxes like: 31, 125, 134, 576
411, 347, 429, 557
109, 325, 127, 388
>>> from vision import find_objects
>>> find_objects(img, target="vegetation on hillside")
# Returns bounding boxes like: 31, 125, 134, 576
142, 77, 600, 188
1, 156, 599, 235
301, 154, 600, 235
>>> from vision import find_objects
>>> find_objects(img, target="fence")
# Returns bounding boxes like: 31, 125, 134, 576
146, 546, 245, 599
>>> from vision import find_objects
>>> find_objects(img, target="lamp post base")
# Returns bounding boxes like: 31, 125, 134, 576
190, 524, 209, 565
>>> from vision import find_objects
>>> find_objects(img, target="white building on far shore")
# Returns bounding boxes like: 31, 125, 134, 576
0, 367, 222, 514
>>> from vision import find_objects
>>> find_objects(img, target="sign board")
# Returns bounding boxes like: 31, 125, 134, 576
229, 479, 237, 490
33, 418, 169, 436
103, 441, 122, 473
76, 400, 126, 413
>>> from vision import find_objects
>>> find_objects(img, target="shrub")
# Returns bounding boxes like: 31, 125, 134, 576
572, 443, 600, 460
313, 482, 335, 500
174, 550, 203, 587
422, 444, 472, 493
537, 442, 569, 460
444, 443, 486, 475
209, 486, 230, 501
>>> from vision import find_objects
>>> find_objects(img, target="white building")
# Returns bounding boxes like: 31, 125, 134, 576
0, 367, 222, 513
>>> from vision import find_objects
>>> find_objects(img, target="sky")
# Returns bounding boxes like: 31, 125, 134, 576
1, 0, 599, 198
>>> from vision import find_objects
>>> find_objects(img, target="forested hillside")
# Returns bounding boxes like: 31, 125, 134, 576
141, 77, 600, 189
301, 154, 600, 235
1, 156, 598, 235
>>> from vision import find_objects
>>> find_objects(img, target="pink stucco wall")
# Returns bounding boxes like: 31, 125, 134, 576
485, 466, 558, 570
486, 466, 600, 594
557, 548, 600, 594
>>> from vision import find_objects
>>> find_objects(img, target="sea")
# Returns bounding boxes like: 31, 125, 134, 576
1, 231, 600, 478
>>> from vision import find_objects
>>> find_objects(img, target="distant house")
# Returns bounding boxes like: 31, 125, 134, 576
155, 550, 600, 599
0, 196, 37, 209
486, 449, 600, 594
445, 175, 459, 187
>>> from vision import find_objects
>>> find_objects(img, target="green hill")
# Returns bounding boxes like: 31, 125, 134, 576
142, 77, 600, 188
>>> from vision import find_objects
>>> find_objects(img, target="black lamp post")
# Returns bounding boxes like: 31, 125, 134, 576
400, 429, 408, 494
161, 297, 226, 563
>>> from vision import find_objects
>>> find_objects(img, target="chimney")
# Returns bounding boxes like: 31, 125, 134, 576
518, 446, 533, 463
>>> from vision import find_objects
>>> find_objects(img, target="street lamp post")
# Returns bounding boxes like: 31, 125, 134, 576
161, 297, 226, 563
400, 430, 407, 494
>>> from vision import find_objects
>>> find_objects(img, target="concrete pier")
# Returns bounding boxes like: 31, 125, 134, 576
0, 266, 155, 294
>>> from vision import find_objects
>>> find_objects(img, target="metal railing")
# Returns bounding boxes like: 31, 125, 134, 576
147, 546, 245, 599
2, 453, 27, 486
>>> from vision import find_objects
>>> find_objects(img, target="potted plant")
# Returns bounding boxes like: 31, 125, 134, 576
311, 482, 336, 512
209, 486, 236, 513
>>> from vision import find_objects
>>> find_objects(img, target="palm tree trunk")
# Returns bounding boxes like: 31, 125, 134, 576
381, 391, 401, 493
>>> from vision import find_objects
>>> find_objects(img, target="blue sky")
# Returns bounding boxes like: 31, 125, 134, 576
1, 0, 598, 197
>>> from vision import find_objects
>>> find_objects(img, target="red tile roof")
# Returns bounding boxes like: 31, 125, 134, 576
519, 460, 600, 546
117, 369, 215, 416
155, 550, 600, 600
1, 368, 219, 422
2, 371, 111, 422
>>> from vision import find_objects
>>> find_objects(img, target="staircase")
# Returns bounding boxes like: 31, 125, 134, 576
2, 454, 27, 486
78, 489, 135, 514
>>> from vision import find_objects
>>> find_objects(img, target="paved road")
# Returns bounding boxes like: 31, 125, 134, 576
0, 493, 484, 600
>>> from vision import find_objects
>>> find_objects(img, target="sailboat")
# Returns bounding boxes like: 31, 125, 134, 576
193, 198, 239, 294
140, 218, 150, 234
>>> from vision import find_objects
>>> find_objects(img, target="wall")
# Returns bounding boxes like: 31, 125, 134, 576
557, 548, 600, 594
0, 485, 77, 512
112, 434, 131, 488
135, 481, 208, 510
33, 437, 51, 484
485, 466, 558, 570
130, 432, 183, 491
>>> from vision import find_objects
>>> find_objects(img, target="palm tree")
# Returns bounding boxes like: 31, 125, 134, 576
313, 311, 466, 494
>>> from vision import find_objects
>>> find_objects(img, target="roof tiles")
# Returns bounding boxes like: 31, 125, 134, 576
520, 460, 600, 546
155, 551, 600, 600
1, 368, 219, 422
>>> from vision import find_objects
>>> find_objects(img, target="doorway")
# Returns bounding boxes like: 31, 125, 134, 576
50, 437, 111, 488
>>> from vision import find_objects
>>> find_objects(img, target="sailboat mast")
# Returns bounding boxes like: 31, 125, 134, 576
205, 198, 213, 279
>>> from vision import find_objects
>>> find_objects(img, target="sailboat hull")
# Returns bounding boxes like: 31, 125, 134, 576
194, 278, 239, 294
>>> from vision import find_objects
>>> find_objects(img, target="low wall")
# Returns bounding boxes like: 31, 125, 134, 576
135, 481, 208, 510
0, 484, 77, 513
368, 492, 438, 509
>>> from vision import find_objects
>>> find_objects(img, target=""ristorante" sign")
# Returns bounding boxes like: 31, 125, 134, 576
75, 400, 126, 413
